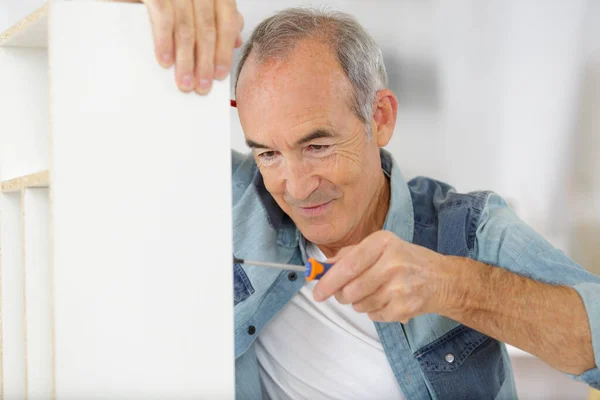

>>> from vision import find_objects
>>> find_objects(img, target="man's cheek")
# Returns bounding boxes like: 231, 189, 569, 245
273, 196, 291, 215
262, 173, 284, 195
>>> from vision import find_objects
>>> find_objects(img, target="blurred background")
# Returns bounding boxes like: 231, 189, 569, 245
229, 2, 600, 397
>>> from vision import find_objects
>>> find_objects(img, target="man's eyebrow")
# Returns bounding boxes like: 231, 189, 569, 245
295, 129, 335, 146
245, 139, 270, 149
245, 129, 336, 150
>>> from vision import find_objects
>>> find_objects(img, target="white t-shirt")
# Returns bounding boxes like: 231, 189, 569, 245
255, 242, 406, 400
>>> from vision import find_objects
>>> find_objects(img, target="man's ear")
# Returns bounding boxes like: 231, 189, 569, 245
371, 89, 398, 147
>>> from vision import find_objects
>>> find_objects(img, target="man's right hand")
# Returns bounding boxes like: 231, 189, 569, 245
133, 0, 244, 94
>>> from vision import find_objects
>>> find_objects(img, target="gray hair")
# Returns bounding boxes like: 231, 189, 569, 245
234, 7, 388, 137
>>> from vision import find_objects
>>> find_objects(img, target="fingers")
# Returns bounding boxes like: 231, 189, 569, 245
234, 12, 244, 48
143, 0, 242, 94
367, 298, 415, 324
357, 292, 390, 316
145, 0, 175, 68
335, 257, 388, 305
367, 304, 393, 323
314, 232, 393, 302
214, 1, 242, 80
359, 279, 423, 323
234, 33, 243, 48
193, 0, 216, 94
173, 0, 197, 91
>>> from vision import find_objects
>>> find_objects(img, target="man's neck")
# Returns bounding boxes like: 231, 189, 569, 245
319, 172, 391, 258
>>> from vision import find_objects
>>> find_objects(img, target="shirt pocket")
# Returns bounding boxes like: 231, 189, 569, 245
234, 262, 255, 306
414, 324, 505, 400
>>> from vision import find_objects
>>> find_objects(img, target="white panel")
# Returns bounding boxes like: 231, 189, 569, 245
49, 1, 233, 399
0, 192, 26, 400
23, 188, 53, 400
0, 47, 49, 180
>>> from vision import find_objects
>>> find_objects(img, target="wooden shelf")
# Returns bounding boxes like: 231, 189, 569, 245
0, 3, 48, 48
1, 171, 49, 193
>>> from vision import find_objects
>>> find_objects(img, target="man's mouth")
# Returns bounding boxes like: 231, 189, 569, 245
297, 200, 333, 217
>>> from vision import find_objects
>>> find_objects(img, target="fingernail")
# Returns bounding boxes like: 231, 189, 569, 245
314, 289, 325, 302
181, 74, 193, 90
161, 52, 172, 65
215, 65, 229, 79
197, 78, 212, 94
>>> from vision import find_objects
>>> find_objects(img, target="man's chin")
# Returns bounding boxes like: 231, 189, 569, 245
297, 222, 340, 245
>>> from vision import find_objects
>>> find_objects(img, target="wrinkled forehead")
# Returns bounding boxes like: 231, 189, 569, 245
235, 40, 356, 133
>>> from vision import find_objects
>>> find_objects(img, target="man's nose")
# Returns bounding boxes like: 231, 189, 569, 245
284, 159, 319, 202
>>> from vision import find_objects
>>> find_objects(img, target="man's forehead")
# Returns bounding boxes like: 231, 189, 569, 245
236, 39, 353, 106
243, 100, 336, 144
236, 39, 359, 148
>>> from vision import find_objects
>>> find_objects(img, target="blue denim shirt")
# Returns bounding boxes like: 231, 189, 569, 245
232, 149, 600, 399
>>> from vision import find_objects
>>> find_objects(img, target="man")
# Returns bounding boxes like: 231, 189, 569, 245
133, 1, 600, 398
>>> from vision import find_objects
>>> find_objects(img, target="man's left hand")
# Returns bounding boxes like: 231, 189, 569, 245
313, 231, 459, 323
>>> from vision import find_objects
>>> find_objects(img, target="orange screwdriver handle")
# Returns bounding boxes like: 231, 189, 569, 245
305, 258, 334, 281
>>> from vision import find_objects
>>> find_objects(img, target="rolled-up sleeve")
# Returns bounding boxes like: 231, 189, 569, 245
473, 193, 600, 388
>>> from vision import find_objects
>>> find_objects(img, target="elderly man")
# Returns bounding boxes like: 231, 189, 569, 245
133, 1, 600, 398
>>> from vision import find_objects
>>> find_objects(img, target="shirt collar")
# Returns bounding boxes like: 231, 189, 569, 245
252, 148, 415, 248
380, 148, 415, 244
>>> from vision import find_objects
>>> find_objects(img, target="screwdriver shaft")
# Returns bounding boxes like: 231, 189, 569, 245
236, 258, 305, 272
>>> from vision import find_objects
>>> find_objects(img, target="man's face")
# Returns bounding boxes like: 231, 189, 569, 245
236, 40, 386, 246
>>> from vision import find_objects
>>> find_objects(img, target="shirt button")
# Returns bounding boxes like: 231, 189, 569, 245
445, 353, 455, 363
288, 271, 297, 281
247, 325, 256, 335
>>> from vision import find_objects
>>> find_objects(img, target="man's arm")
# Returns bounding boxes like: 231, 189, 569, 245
456, 193, 600, 381
314, 193, 600, 387
444, 255, 594, 375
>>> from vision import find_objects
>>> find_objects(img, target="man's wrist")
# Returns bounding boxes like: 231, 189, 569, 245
436, 255, 484, 320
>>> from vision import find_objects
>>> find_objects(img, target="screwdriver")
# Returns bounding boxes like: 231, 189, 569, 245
233, 256, 334, 281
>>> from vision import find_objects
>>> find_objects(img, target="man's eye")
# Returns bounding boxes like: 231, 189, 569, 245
257, 151, 280, 166
307, 144, 330, 152
259, 151, 277, 159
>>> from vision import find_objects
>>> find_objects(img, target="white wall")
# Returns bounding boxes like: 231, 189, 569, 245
435, 0, 589, 249
568, 0, 600, 275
